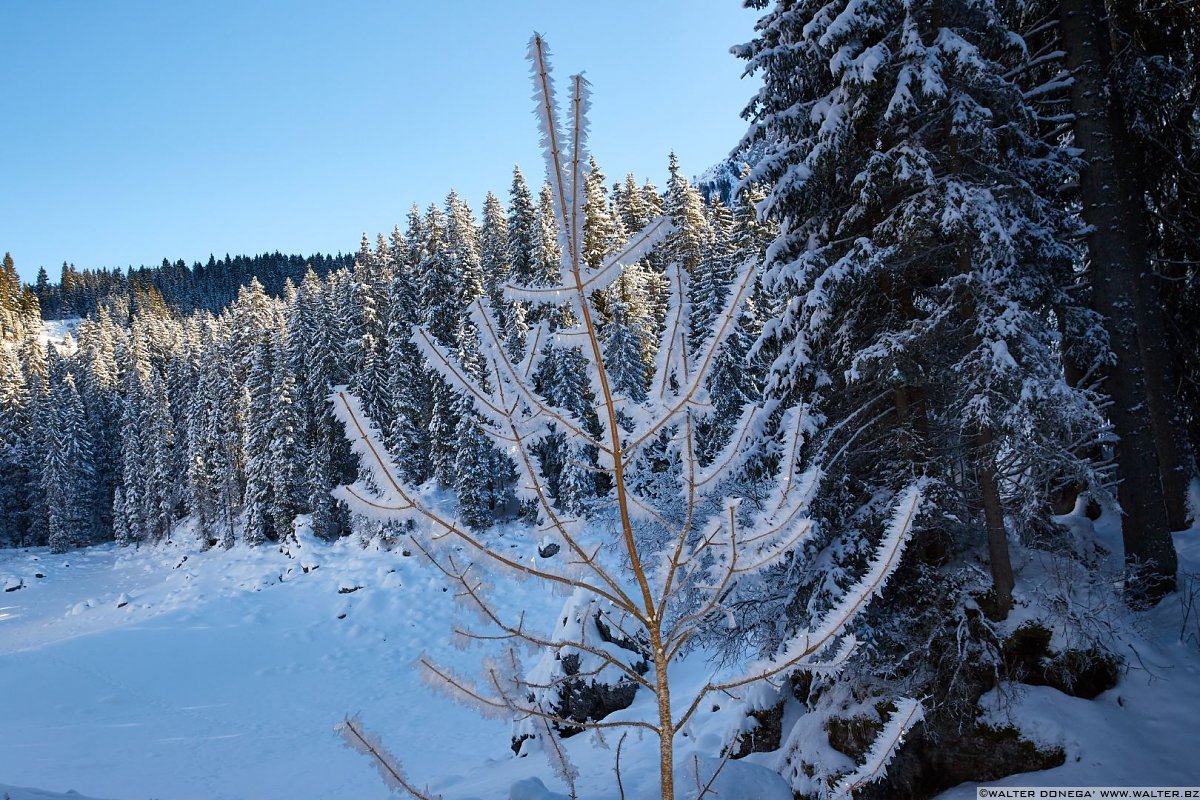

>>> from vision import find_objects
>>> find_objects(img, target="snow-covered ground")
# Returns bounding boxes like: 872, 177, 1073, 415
38, 318, 81, 353
0, 525, 786, 800
2, 520, 1198, 799
937, 523, 1200, 796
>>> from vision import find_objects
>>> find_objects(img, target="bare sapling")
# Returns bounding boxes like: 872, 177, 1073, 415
333, 33, 926, 800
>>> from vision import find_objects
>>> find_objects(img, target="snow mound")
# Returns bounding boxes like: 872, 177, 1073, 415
0, 785, 118, 800
937, 525, 1200, 796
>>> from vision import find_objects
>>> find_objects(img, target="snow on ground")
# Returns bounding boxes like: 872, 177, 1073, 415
936, 522, 1200, 797
0, 529, 544, 800
3, 514, 1199, 799
38, 318, 80, 353
0, 525, 786, 800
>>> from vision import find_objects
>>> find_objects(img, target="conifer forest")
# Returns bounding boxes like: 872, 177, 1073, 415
2, 2, 1199, 799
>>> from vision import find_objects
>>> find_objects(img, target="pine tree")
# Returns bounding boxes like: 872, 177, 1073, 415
207, 328, 244, 548
613, 173, 652, 235
738, 0, 1116, 611
20, 337, 51, 546
115, 341, 147, 546
288, 269, 353, 540
0, 252, 26, 341
418, 204, 455, 347
271, 332, 304, 540
383, 251, 433, 485
0, 340, 33, 545
1059, 0, 1194, 559
664, 153, 710, 280
481, 190, 526, 355
349, 234, 392, 424
532, 183, 566, 327
508, 166, 539, 287
243, 334, 277, 545
582, 157, 625, 272
452, 402, 501, 531
427, 379, 460, 489
185, 323, 220, 546
602, 276, 651, 405
445, 190, 485, 310
480, 191, 513, 310
43, 371, 95, 553
1107, 1, 1200, 489
75, 311, 122, 539
140, 370, 177, 543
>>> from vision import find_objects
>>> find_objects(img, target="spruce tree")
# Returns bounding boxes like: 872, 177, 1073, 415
383, 246, 434, 485
271, 333, 304, 540
1058, 0, 1195, 555
733, 6, 1117, 783
243, 334, 277, 545
508, 166, 539, 287
115, 342, 147, 546
43, 371, 95, 553
140, 370, 177, 543
0, 340, 32, 545
452, 402, 501, 531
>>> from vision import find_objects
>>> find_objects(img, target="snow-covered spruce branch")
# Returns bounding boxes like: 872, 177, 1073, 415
332, 33, 926, 800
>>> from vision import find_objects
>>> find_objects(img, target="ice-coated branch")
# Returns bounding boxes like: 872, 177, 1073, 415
503, 215, 677, 303
670, 484, 924, 734
331, 389, 637, 611
833, 698, 925, 798
528, 32, 573, 262
336, 715, 443, 800
624, 254, 761, 455
463, 299, 603, 448
434, 554, 652, 690
419, 655, 660, 735
567, 72, 590, 286
728, 484, 923, 688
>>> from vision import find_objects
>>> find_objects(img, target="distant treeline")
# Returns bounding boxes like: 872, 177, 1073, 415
32, 251, 354, 320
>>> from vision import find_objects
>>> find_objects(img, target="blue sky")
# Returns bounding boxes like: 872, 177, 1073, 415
1, 1, 761, 284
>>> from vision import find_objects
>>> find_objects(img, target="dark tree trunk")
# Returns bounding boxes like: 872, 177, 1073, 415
978, 428, 1014, 619
1059, 0, 1178, 600
1104, 0, 1200, 530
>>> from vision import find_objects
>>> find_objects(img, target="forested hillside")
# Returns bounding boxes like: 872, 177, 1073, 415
0, 157, 762, 553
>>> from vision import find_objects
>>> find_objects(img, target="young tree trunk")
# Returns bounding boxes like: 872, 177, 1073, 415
1059, 0, 1179, 599
653, 635, 675, 800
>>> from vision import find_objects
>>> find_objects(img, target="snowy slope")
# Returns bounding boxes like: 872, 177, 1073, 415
0, 532, 536, 800
0, 526, 789, 800
0, 785, 117, 800
3, 518, 1198, 799
936, 524, 1200, 797
38, 318, 81, 353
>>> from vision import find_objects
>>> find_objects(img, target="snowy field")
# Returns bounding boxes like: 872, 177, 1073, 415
0, 523, 788, 800
2, 520, 1199, 799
